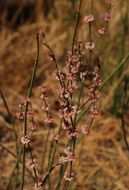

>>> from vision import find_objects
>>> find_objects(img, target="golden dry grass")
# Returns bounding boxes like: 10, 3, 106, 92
0, 1, 129, 190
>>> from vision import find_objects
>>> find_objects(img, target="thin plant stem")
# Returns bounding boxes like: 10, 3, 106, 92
0, 90, 12, 118
42, 163, 61, 186
48, 121, 62, 170
41, 127, 51, 172
73, 82, 84, 126
21, 33, 40, 190
0, 143, 16, 158
6, 152, 21, 190
101, 52, 129, 89
71, 0, 83, 54
55, 164, 67, 190
0, 143, 34, 180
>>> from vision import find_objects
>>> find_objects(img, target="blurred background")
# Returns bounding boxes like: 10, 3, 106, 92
0, 0, 129, 189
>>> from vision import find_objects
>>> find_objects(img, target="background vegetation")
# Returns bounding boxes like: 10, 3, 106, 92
0, 0, 129, 190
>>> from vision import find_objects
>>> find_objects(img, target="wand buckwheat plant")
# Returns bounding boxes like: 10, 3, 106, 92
16, 1, 114, 190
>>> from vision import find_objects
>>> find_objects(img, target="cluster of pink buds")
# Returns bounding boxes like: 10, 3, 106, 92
98, 27, 106, 36
26, 158, 37, 169
85, 42, 95, 50
16, 99, 26, 120
34, 177, 43, 190
67, 128, 78, 139
81, 125, 90, 135
59, 151, 75, 164
84, 14, 95, 23
90, 106, 99, 119
64, 171, 74, 182
66, 50, 82, 81
18, 99, 27, 109
103, 12, 111, 22
62, 120, 71, 130
16, 111, 24, 120
21, 135, 31, 145
89, 65, 101, 103
28, 110, 37, 132
39, 85, 53, 124
51, 133, 59, 142
53, 70, 66, 81
16, 98, 31, 121
58, 105, 76, 119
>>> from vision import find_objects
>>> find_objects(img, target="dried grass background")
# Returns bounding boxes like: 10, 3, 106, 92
0, 0, 129, 190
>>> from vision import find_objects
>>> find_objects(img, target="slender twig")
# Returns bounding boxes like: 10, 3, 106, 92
71, 0, 83, 54
0, 90, 12, 118
6, 152, 21, 190
101, 52, 129, 89
0, 143, 16, 158
41, 127, 51, 172
74, 82, 84, 126
42, 163, 60, 186
21, 33, 40, 190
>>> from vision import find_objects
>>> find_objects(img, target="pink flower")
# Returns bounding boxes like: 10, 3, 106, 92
64, 171, 74, 182
26, 159, 37, 169
59, 152, 75, 164
44, 114, 53, 123
41, 104, 50, 111
67, 129, 78, 139
34, 182, 42, 190
84, 15, 95, 23
62, 121, 71, 130
18, 99, 26, 109
16, 112, 24, 120
103, 12, 111, 22
21, 135, 31, 145
81, 125, 90, 135
98, 27, 106, 36
53, 70, 65, 81
51, 133, 59, 142
29, 122, 37, 131
27, 110, 35, 120
85, 42, 95, 50
90, 107, 99, 119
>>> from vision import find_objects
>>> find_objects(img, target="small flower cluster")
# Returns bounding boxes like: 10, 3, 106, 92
39, 85, 53, 124
21, 135, 31, 145
34, 176, 43, 190
81, 125, 90, 135
28, 110, 37, 132
64, 171, 74, 182
103, 12, 111, 22
53, 70, 66, 81
85, 42, 95, 50
26, 158, 37, 169
59, 151, 75, 164
98, 27, 106, 36
89, 65, 101, 103
51, 133, 59, 142
84, 14, 95, 23
84, 15, 95, 51
16, 99, 27, 120
89, 63, 101, 119
66, 48, 82, 81
17, 98, 38, 141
